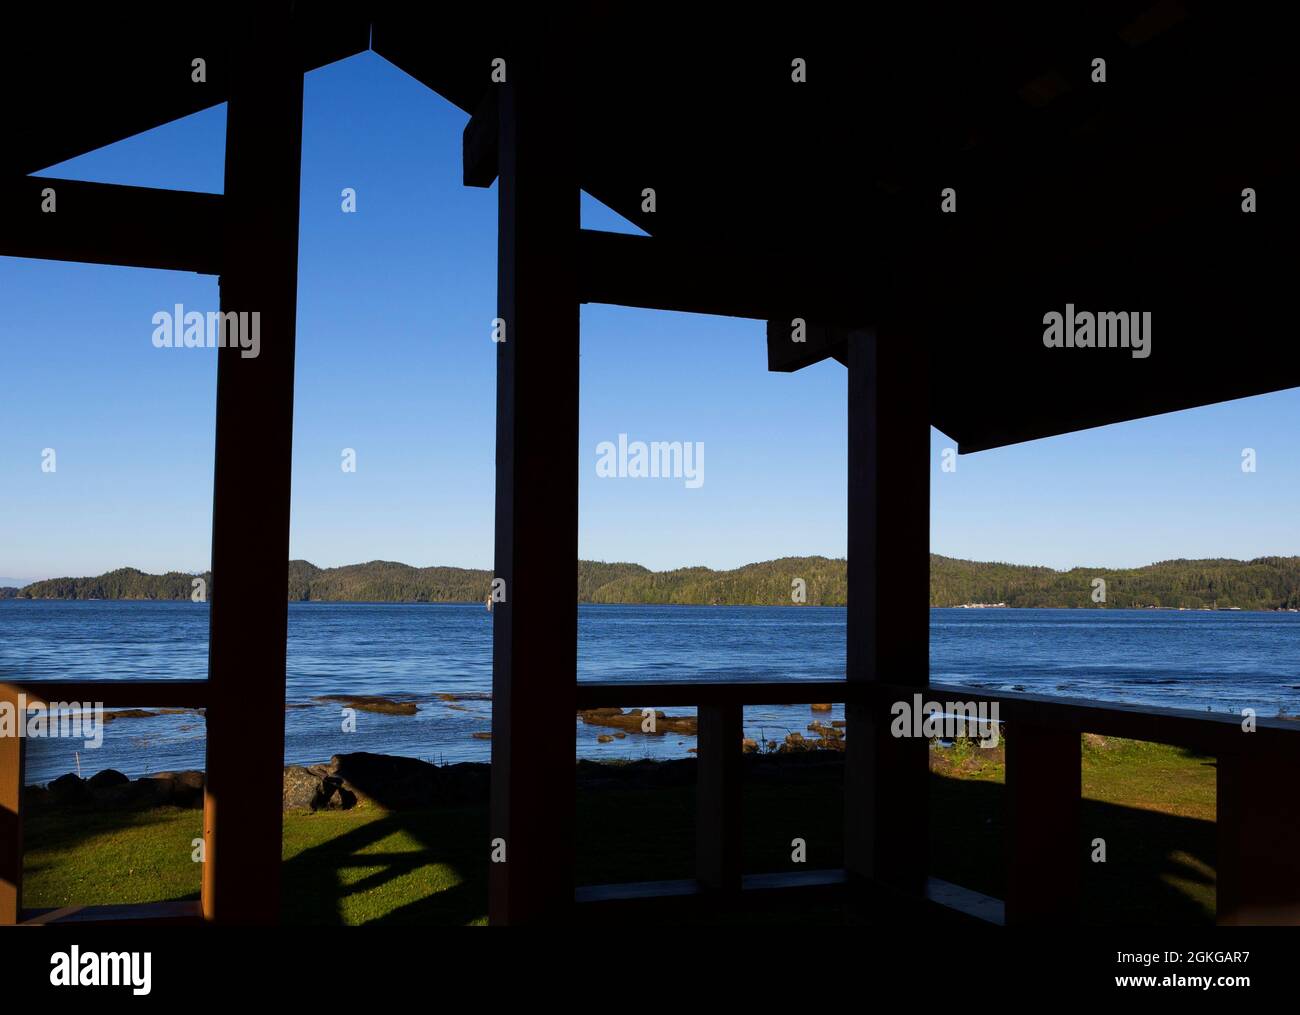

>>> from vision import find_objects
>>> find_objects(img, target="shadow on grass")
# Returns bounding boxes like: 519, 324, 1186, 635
280, 805, 488, 926
23, 753, 1218, 925
930, 772, 1216, 925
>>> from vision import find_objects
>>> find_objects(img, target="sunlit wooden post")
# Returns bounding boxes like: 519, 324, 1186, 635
844, 329, 930, 898
202, 2, 304, 925
0, 685, 23, 924
488, 43, 580, 924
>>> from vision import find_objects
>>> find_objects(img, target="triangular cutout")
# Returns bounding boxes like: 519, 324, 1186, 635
581, 191, 649, 236
33, 104, 226, 194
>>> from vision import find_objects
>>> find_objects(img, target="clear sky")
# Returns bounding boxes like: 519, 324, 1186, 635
3, 52, 1299, 582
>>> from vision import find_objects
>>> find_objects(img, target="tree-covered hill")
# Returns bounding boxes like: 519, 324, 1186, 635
930, 555, 1300, 610
587, 555, 847, 605
14, 567, 202, 601
11, 554, 1300, 609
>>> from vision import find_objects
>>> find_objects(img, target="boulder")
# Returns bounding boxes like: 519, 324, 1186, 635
87, 769, 130, 791
326, 752, 441, 809
283, 766, 326, 810
283, 765, 356, 811
87, 769, 136, 805
47, 772, 89, 805
136, 770, 204, 807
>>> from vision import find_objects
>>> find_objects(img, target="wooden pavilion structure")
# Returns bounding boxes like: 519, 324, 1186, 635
3, 1, 1299, 926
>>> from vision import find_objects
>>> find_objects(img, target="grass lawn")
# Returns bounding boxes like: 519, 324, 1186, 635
22, 735, 1217, 925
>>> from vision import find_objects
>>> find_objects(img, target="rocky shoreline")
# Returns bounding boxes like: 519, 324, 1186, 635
54, 697, 845, 751
24, 746, 849, 815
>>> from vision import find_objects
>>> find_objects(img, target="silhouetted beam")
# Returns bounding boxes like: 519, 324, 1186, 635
578, 229, 869, 324
766, 320, 850, 372
462, 97, 653, 233
463, 87, 499, 187
0, 177, 223, 274
579, 229, 769, 318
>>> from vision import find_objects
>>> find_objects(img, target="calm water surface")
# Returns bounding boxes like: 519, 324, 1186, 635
2, 601, 1298, 783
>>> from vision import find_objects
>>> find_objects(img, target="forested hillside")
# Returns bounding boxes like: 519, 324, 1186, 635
13, 555, 1300, 609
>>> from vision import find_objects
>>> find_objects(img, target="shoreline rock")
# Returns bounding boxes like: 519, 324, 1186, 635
578, 707, 698, 736
315, 694, 418, 715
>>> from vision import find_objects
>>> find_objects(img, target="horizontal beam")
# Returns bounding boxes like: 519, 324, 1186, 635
575, 679, 860, 709
580, 677, 1300, 753
879, 681, 1300, 754
7, 680, 207, 709
21, 901, 203, 925
766, 319, 851, 372
576, 871, 1003, 925
0, 177, 224, 274
577, 229, 871, 324
576, 869, 848, 907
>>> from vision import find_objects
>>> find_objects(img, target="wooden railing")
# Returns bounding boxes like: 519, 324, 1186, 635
574, 679, 1300, 926
0, 680, 207, 926
908, 681, 1300, 926
6, 677, 1298, 925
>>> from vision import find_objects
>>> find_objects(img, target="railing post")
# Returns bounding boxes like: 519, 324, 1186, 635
1217, 742, 1300, 925
1005, 722, 1080, 925
0, 684, 23, 924
697, 703, 743, 893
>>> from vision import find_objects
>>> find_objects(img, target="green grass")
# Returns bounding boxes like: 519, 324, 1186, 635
22, 736, 1218, 925
926, 734, 1217, 924
23, 804, 205, 908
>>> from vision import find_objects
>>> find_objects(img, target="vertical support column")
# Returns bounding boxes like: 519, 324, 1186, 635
0, 685, 24, 924
697, 703, 743, 892
844, 328, 930, 898
1005, 722, 1080, 925
1217, 744, 1300, 924
489, 49, 580, 925
202, 3, 303, 925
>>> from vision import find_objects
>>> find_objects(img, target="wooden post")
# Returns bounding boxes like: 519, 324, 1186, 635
1005, 723, 1080, 925
488, 49, 580, 925
1217, 743, 1300, 924
0, 685, 24, 924
202, 3, 303, 925
844, 329, 930, 897
697, 703, 743, 892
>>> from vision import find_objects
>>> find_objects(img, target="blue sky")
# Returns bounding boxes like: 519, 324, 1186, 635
3, 51, 1299, 582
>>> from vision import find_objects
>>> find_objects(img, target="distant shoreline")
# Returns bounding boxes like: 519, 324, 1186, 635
6, 599, 1300, 616
6, 553, 1300, 611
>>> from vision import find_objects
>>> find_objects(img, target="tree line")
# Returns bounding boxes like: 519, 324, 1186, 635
9, 554, 1300, 610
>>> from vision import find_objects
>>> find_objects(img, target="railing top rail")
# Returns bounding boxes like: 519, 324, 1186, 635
574, 678, 1300, 752
575, 679, 857, 709
917, 681, 1300, 751
1, 680, 207, 709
